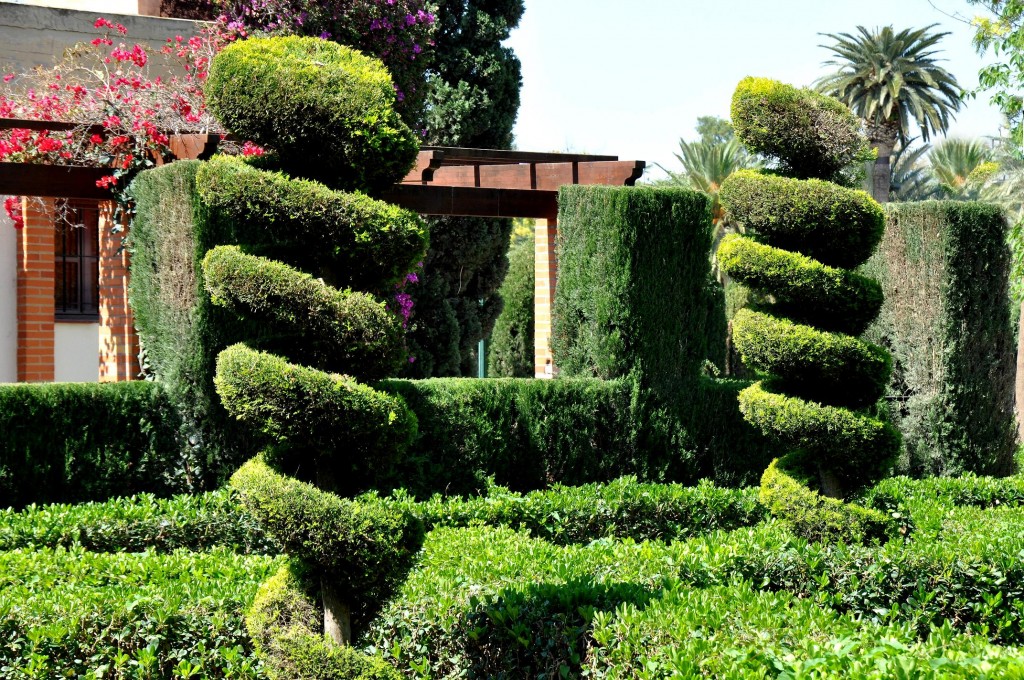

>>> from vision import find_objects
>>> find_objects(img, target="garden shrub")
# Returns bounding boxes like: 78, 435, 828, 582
722, 77, 898, 540
230, 457, 423, 633
202, 246, 405, 378
730, 76, 869, 183
0, 489, 277, 554
718, 233, 883, 335
487, 237, 535, 378
205, 36, 418, 192
369, 512, 1024, 676
247, 563, 401, 680
0, 547, 282, 678
380, 376, 778, 494
861, 201, 1017, 477
0, 381, 181, 509
133, 34, 430, 671
551, 184, 714, 394
720, 169, 885, 269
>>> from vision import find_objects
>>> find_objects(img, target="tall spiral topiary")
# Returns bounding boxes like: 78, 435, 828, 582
717, 77, 899, 543
201, 36, 429, 677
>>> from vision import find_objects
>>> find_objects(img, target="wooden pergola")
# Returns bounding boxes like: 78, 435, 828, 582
0, 118, 645, 378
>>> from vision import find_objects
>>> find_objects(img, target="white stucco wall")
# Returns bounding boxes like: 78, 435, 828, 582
54, 321, 99, 382
0, 202, 16, 383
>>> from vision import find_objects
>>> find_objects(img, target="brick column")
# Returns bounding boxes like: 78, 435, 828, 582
98, 202, 138, 381
534, 217, 558, 378
16, 197, 55, 382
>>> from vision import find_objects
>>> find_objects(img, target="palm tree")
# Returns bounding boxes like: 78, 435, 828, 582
889, 141, 938, 201
817, 25, 963, 203
656, 136, 760, 225
928, 137, 997, 199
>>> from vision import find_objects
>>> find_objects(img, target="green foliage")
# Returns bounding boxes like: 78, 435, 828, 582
732, 309, 891, 407
817, 26, 963, 145
861, 201, 1017, 476
971, 1, 1024, 155
380, 376, 776, 495
405, 0, 524, 377
215, 344, 416, 495
586, 582, 1023, 678
205, 36, 418, 192
731, 77, 869, 182
738, 382, 899, 483
759, 457, 892, 544
0, 547, 282, 678
203, 246, 404, 379
717, 233, 883, 335
0, 381, 182, 509
129, 160, 259, 485
552, 184, 714, 392
369, 499, 1024, 676
230, 457, 424, 632
402, 477, 766, 545
864, 473, 1024, 511
487, 237, 535, 378
720, 169, 885, 269
247, 564, 400, 680
196, 156, 428, 292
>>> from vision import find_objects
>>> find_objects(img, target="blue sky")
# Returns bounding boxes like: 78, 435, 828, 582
504, 0, 1006, 180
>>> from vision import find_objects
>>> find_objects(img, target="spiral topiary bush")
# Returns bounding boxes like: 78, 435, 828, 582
135, 35, 429, 677
205, 36, 419, 193
718, 78, 899, 541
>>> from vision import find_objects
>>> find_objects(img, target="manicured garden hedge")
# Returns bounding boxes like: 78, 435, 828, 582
862, 201, 1017, 477
380, 376, 778, 495
488, 237, 535, 378
0, 381, 182, 509
551, 184, 715, 393
0, 547, 282, 678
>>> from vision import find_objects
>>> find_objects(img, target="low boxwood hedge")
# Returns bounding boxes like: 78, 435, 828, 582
0, 547, 283, 678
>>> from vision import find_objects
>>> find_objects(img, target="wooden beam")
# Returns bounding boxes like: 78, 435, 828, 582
380, 184, 558, 220
0, 163, 112, 199
421, 146, 619, 165
409, 160, 646, 190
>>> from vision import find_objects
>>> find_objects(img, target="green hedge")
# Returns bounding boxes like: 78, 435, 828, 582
720, 170, 885, 269
196, 156, 428, 292
862, 201, 1017, 477
369, 506, 1024, 676
0, 489, 276, 554
203, 246, 404, 379
731, 77, 868, 183
0, 547, 282, 678
231, 457, 424, 633
379, 376, 778, 495
0, 381, 182, 509
732, 308, 891, 407
205, 36, 418, 192
551, 185, 714, 394
488, 237, 535, 378
717, 233, 883, 335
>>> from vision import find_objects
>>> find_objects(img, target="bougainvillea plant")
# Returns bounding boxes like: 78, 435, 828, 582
0, 18, 243, 227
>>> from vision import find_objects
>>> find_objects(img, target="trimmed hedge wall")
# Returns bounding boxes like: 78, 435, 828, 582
551, 185, 714, 394
0, 382, 181, 509
862, 201, 1018, 477
379, 377, 778, 495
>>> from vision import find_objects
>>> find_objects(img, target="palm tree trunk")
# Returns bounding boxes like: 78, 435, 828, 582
867, 122, 899, 204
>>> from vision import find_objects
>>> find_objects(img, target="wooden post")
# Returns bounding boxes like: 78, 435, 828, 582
534, 217, 558, 378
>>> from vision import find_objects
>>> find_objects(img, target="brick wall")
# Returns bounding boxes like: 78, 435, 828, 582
98, 202, 138, 381
16, 197, 55, 381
